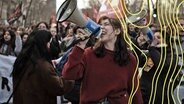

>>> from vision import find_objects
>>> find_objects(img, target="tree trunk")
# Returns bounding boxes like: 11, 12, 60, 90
24, 0, 33, 26
6, 0, 12, 20
0, 0, 4, 19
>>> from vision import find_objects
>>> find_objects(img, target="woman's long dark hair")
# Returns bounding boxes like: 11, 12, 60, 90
94, 16, 130, 66
0, 30, 16, 55
35, 21, 49, 29
12, 30, 52, 77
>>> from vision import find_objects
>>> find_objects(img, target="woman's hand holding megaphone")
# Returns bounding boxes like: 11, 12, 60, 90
76, 28, 90, 49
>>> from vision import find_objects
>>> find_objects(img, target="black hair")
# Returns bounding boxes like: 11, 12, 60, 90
12, 30, 52, 77
36, 21, 49, 30
0, 29, 16, 55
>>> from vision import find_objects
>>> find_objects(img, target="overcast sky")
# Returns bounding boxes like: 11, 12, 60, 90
56, 0, 157, 12
56, 0, 91, 11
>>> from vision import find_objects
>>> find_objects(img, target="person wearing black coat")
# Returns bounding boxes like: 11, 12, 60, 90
133, 30, 181, 104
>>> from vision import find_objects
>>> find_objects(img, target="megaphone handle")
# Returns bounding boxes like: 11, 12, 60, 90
64, 37, 89, 51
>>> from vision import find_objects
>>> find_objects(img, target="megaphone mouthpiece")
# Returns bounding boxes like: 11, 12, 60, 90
85, 18, 101, 37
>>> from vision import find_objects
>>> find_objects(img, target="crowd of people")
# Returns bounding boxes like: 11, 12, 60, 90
0, 15, 184, 104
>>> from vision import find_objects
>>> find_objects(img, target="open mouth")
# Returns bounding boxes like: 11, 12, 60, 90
101, 30, 106, 34
4, 39, 9, 41
101, 33, 107, 37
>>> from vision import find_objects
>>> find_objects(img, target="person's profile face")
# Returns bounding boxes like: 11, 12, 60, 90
22, 34, 29, 43
47, 38, 52, 52
99, 19, 116, 43
178, 19, 184, 35
153, 32, 162, 44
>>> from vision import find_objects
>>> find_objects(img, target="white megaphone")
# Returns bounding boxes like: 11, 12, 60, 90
126, 9, 153, 41
56, 0, 101, 37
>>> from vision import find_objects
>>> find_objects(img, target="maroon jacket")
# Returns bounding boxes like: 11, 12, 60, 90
62, 46, 143, 104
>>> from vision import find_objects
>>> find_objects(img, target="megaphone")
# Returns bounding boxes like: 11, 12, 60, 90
56, 0, 101, 37
126, 9, 153, 41
126, 9, 147, 24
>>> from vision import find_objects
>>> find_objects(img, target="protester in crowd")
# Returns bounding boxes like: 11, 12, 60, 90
0, 26, 5, 40
128, 23, 137, 38
16, 26, 25, 35
36, 21, 49, 30
57, 23, 66, 40
25, 25, 34, 34
7, 26, 17, 33
149, 24, 158, 34
177, 18, 184, 35
49, 26, 61, 59
0, 27, 22, 104
135, 31, 150, 50
131, 30, 149, 69
0, 29, 22, 56
36, 21, 61, 59
60, 23, 77, 52
138, 30, 181, 104
177, 18, 184, 52
12, 30, 74, 104
21, 32, 29, 46
62, 16, 143, 104
62, 23, 76, 40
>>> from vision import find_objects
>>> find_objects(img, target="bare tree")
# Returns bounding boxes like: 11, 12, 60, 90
24, 0, 33, 26
6, 0, 12, 19
23, 0, 55, 26
89, 0, 101, 11
0, 0, 4, 19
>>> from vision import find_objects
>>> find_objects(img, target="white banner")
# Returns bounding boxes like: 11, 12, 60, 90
0, 54, 16, 103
